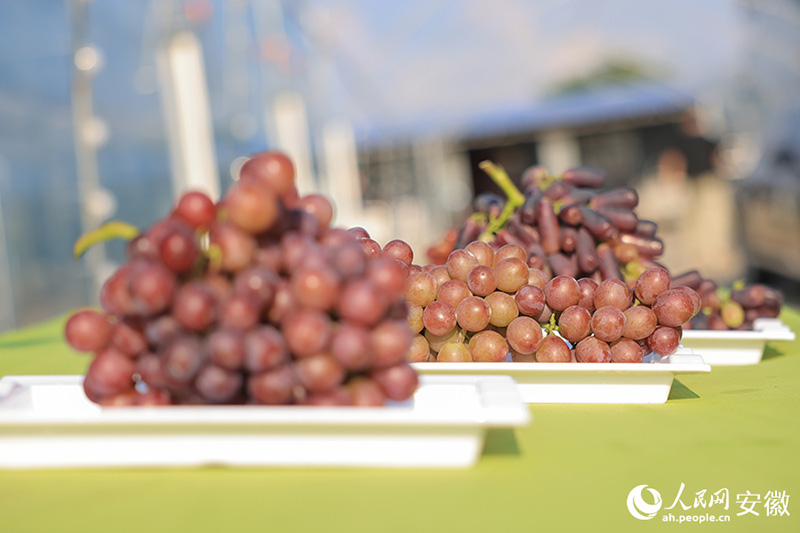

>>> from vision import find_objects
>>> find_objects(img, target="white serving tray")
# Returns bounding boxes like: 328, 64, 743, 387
681, 318, 795, 366
413, 347, 710, 404
0, 374, 529, 470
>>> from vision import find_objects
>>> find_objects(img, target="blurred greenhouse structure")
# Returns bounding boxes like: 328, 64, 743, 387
0, 0, 799, 331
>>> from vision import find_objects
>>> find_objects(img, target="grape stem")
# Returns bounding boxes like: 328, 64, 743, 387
545, 312, 558, 335
477, 160, 526, 241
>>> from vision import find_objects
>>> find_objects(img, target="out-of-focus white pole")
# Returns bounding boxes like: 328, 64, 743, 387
536, 130, 582, 172
321, 120, 362, 226
157, 30, 220, 200
273, 91, 315, 195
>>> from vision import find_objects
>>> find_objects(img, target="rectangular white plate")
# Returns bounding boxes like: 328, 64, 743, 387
681, 318, 796, 366
413, 347, 710, 404
0, 374, 529, 470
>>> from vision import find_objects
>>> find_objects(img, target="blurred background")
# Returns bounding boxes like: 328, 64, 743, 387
1, 0, 799, 332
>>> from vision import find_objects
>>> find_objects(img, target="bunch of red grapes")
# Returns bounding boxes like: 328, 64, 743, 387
64, 151, 417, 407
407, 240, 700, 363
669, 271, 784, 331
428, 166, 663, 285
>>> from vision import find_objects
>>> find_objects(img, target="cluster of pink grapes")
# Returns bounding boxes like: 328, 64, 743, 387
405, 242, 700, 363
64, 152, 417, 407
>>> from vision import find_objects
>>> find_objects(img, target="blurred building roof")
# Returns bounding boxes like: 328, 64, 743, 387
352, 82, 694, 149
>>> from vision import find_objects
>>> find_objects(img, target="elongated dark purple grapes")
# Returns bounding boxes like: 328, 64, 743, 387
548, 252, 579, 278
635, 219, 658, 238
559, 226, 577, 253
669, 270, 702, 290
576, 227, 599, 274
596, 243, 623, 281
578, 207, 618, 242
617, 233, 663, 259
537, 200, 561, 255
561, 167, 605, 188
594, 206, 638, 232
520, 189, 542, 225
543, 180, 570, 201
558, 204, 583, 227
590, 187, 638, 209
455, 217, 484, 249
508, 216, 540, 248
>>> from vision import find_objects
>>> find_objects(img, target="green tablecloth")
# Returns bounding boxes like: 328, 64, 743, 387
1, 309, 798, 533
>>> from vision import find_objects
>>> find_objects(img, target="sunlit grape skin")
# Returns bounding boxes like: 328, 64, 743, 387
622, 305, 658, 341
456, 296, 492, 332
65, 310, 112, 353
174, 191, 217, 230
468, 330, 509, 362
436, 279, 472, 309
514, 284, 545, 317
575, 336, 612, 363
652, 289, 695, 327
634, 266, 671, 306
544, 275, 581, 311
436, 342, 473, 362
558, 305, 592, 343
648, 325, 682, 356
593, 279, 633, 311
422, 301, 457, 336
506, 316, 543, 354
590, 306, 626, 343
535, 335, 571, 362
446, 249, 479, 282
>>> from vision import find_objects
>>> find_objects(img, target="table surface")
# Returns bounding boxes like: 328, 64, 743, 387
0, 309, 798, 533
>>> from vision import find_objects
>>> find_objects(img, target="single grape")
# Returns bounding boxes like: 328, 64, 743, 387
233, 266, 279, 308
100, 265, 136, 316
485, 291, 519, 327
371, 320, 413, 368
515, 285, 546, 317
467, 265, 497, 297
382, 239, 414, 266
593, 279, 633, 311
436, 279, 472, 309
535, 335, 572, 362
506, 316, 543, 354
634, 267, 671, 306
720, 300, 745, 328
359, 238, 383, 258
174, 191, 217, 229
338, 279, 390, 327
347, 377, 387, 407
622, 306, 658, 340
209, 222, 256, 273
575, 336, 612, 363
173, 282, 216, 331
527, 268, 549, 290
282, 310, 332, 358
424, 327, 461, 353
446, 249, 479, 282
494, 257, 528, 293
468, 330, 509, 362
295, 194, 334, 232
219, 294, 260, 332
239, 151, 296, 199
406, 334, 431, 362
84, 347, 136, 397
407, 304, 424, 334
673, 285, 702, 317
371, 362, 419, 401
296, 353, 346, 393
291, 264, 341, 312
330, 322, 373, 370
493, 244, 527, 266
544, 275, 581, 311
610, 338, 643, 363
195, 365, 243, 403
247, 365, 296, 405
159, 230, 199, 273
208, 329, 246, 370
437, 342, 473, 362
429, 265, 452, 288
558, 306, 592, 343
161, 336, 205, 385
266, 280, 297, 325
648, 325, 681, 356
456, 296, 492, 332
110, 319, 147, 357
366, 257, 408, 300
65, 310, 112, 353
652, 289, 694, 327
576, 277, 598, 312
129, 261, 176, 316
422, 301, 457, 336
404, 271, 437, 308
590, 306, 626, 343
464, 241, 494, 267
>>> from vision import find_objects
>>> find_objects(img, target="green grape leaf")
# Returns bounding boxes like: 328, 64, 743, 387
73, 220, 140, 259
